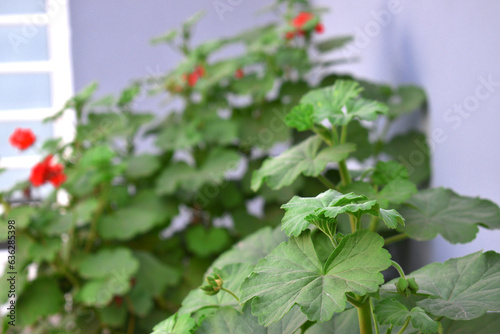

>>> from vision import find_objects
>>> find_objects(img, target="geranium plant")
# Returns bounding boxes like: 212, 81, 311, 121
0, 0, 452, 333
153, 79, 500, 334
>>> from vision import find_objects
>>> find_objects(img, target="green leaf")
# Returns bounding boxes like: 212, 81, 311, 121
346, 120, 372, 161
377, 179, 417, 207
329, 98, 388, 126
118, 83, 141, 107
97, 304, 127, 327
125, 154, 161, 179
374, 299, 439, 334
251, 136, 355, 191
441, 312, 500, 334
305, 307, 359, 334
132, 251, 180, 296
197, 304, 307, 334
76, 279, 124, 307
17, 277, 65, 326
212, 227, 288, 269
300, 80, 387, 125
378, 208, 405, 229
240, 230, 391, 325
28, 237, 61, 262
75, 248, 139, 306
387, 85, 426, 119
315, 36, 353, 53
402, 251, 500, 320
157, 149, 240, 195
128, 287, 154, 317
383, 131, 430, 185
156, 120, 202, 151
275, 47, 311, 74
6, 206, 35, 229
79, 145, 115, 168
183, 10, 205, 30
179, 263, 254, 315
41, 212, 74, 236
284, 104, 315, 131
76, 247, 139, 280
185, 226, 231, 258
237, 100, 291, 149
372, 161, 410, 186
301, 80, 360, 120
74, 198, 99, 226
399, 188, 500, 243
98, 190, 177, 240
156, 162, 195, 195
152, 313, 197, 334
151, 29, 178, 45
200, 117, 238, 145
280, 190, 379, 237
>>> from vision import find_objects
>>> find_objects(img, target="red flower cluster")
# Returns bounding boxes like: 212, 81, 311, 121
286, 12, 324, 39
9, 128, 36, 151
184, 65, 205, 87
234, 68, 244, 79
29, 154, 66, 188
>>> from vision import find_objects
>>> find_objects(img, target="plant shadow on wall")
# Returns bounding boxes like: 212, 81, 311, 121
2, 1, 499, 334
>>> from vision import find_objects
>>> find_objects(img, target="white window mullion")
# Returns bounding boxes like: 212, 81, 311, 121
46, 0, 75, 144
0, 14, 50, 26
0, 61, 53, 73
0, 155, 42, 169
0, 108, 55, 122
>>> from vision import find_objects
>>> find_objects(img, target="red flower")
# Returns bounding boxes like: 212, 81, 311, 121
9, 128, 36, 151
29, 155, 66, 188
185, 65, 206, 87
195, 65, 205, 78
286, 12, 324, 39
285, 31, 296, 40
315, 23, 325, 34
235, 69, 244, 79
292, 12, 315, 29
187, 72, 199, 87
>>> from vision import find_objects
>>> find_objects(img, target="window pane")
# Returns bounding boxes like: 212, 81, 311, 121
0, 0, 45, 15
0, 26, 49, 62
0, 168, 29, 191
0, 121, 53, 157
0, 73, 51, 110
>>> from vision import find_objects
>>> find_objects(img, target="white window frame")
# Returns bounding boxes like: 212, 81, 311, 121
0, 0, 75, 170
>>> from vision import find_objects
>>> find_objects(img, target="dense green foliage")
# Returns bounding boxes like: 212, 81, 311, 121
157, 78, 500, 333
3, 1, 497, 334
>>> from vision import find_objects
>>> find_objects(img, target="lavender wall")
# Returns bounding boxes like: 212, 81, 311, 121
318, 0, 500, 265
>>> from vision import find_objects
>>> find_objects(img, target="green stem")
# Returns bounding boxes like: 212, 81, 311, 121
317, 175, 337, 190
84, 186, 108, 252
368, 216, 379, 232
126, 313, 136, 334
348, 215, 356, 233
357, 299, 374, 334
346, 294, 363, 308
221, 287, 240, 303
338, 160, 352, 186
391, 261, 406, 279
328, 235, 338, 248
384, 233, 408, 246
340, 125, 348, 144
370, 298, 380, 334
396, 317, 411, 334
354, 216, 361, 231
